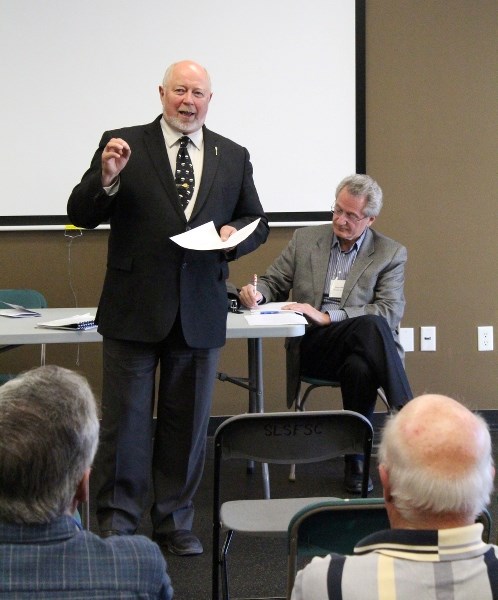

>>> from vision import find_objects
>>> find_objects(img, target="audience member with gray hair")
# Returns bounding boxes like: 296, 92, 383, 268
291, 394, 498, 599
0, 365, 173, 599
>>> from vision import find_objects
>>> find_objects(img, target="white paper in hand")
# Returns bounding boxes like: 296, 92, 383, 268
170, 218, 260, 250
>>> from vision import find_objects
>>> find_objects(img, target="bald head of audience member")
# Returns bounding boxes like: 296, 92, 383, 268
378, 394, 494, 530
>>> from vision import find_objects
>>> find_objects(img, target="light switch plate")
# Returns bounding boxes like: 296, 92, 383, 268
399, 327, 414, 352
420, 326, 436, 351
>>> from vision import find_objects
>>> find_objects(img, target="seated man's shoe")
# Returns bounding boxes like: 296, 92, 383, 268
156, 530, 203, 556
344, 456, 373, 495
99, 529, 125, 538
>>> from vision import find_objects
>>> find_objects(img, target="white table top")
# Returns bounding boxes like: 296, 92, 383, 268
0, 308, 305, 346
226, 311, 305, 340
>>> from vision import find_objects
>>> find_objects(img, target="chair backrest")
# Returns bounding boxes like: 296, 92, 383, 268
213, 410, 374, 503
287, 498, 389, 597
215, 410, 373, 465
288, 502, 493, 551
288, 498, 389, 557
0, 289, 47, 309
287, 500, 493, 596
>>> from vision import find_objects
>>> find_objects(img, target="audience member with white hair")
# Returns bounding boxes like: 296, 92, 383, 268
0, 365, 173, 598
292, 393, 498, 599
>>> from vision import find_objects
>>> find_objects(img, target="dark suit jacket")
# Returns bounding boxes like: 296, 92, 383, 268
68, 116, 269, 348
255, 224, 407, 406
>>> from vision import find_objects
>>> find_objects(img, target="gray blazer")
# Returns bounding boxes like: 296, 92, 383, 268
255, 224, 407, 406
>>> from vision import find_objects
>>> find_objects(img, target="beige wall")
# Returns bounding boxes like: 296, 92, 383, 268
1, 0, 496, 413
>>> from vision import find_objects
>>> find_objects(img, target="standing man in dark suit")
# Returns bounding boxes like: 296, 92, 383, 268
239, 174, 412, 494
68, 60, 269, 555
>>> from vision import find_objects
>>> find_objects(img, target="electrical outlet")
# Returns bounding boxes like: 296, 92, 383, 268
420, 326, 436, 351
478, 326, 494, 351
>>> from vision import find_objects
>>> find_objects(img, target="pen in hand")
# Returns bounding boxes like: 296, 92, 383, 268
253, 274, 257, 296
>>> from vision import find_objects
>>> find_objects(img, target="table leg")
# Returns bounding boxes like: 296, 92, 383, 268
216, 337, 271, 498
247, 338, 263, 413
247, 338, 270, 498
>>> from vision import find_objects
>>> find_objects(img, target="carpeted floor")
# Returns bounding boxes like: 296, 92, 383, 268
88, 427, 498, 600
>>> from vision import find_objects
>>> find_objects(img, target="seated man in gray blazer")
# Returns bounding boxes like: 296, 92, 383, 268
239, 174, 413, 494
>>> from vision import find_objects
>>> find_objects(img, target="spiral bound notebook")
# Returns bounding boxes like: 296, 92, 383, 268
36, 313, 97, 331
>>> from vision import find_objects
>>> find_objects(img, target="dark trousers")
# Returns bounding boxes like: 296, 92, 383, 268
300, 314, 412, 422
94, 321, 220, 536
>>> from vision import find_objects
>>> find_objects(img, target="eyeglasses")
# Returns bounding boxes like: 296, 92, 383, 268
331, 206, 369, 224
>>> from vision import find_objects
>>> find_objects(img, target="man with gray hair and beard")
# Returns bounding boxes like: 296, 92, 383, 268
0, 365, 173, 599
291, 394, 498, 599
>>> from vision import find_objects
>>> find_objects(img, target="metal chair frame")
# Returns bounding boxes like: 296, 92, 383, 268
212, 410, 374, 600
289, 376, 390, 481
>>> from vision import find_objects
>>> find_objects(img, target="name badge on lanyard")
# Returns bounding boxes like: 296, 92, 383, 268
329, 278, 345, 299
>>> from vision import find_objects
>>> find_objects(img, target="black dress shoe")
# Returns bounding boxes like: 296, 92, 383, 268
344, 457, 373, 495
100, 529, 125, 538
154, 530, 203, 556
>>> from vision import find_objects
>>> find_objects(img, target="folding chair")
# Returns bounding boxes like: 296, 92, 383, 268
212, 410, 374, 600
286, 498, 389, 598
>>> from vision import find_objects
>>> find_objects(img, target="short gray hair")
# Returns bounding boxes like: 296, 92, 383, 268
335, 174, 383, 217
379, 408, 494, 521
0, 365, 99, 524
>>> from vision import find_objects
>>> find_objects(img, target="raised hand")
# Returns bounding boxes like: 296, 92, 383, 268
101, 138, 131, 186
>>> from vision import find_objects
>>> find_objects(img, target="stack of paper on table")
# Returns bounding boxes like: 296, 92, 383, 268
245, 303, 307, 326
0, 302, 41, 318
